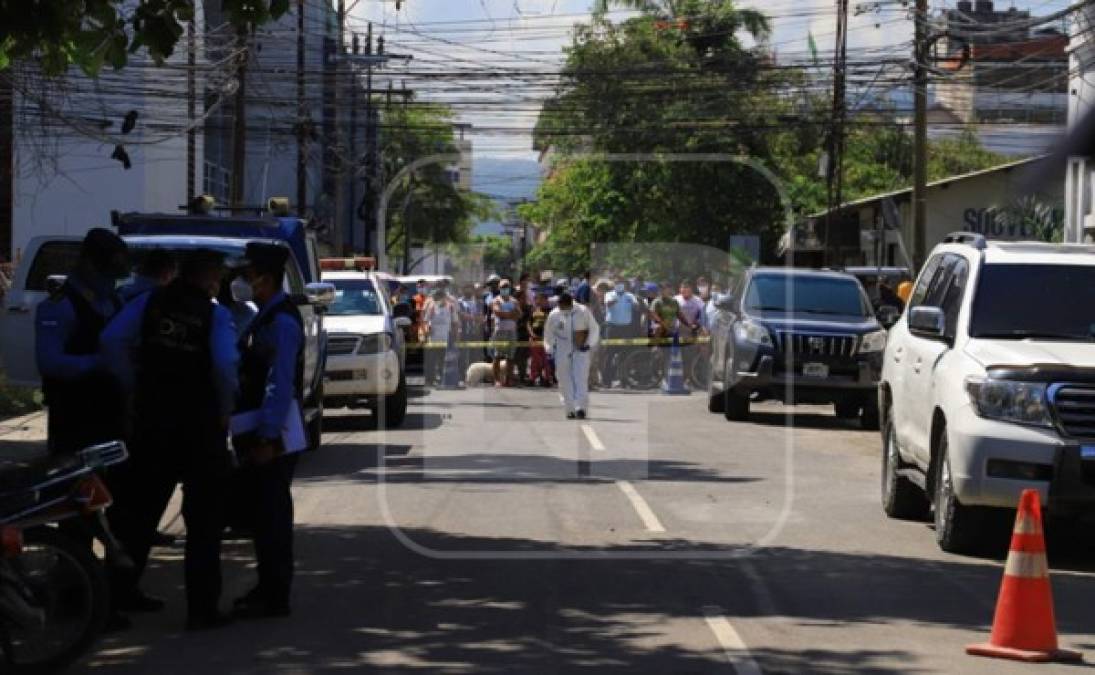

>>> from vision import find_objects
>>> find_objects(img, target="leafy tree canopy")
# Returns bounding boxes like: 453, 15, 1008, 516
0, 0, 290, 75
525, 0, 1008, 273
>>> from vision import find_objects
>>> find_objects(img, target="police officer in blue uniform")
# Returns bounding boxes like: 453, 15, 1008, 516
36, 228, 129, 457
101, 248, 239, 630
118, 247, 177, 302
231, 242, 305, 619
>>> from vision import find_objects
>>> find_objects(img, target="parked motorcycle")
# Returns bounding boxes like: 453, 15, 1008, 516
0, 441, 128, 673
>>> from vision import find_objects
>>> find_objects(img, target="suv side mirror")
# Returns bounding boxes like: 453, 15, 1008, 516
304, 282, 336, 307
908, 306, 945, 339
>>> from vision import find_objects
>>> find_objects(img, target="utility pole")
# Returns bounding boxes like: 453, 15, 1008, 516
336, 36, 412, 268
0, 75, 11, 262
335, 0, 347, 252
362, 22, 374, 256
824, 0, 849, 266
187, 18, 196, 203
296, 0, 307, 213
349, 31, 360, 252
230, 25, 249, 207
912, 0, 929, 269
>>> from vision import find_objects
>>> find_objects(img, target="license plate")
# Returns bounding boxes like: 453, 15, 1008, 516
1082, 446, 1095, 461
803, 362, 829, 378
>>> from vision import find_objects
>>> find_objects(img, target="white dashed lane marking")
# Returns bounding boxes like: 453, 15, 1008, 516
704, 614, 763, 675
580, 423, 605, 451
615, 480, 666, 533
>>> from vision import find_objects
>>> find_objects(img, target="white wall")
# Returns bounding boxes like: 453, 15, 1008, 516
1065, 3, 1095, 242
10, 5, 206, 260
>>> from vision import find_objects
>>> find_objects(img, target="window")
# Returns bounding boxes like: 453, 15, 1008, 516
939, 257, 969, 338
969, 264, 1095, 340
744, 274, 871, 317
328, 279, 383, 316
25, 241, 81, 291
907, 254, 944, 310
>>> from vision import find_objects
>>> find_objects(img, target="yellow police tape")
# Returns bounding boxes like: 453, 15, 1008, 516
401, 335, 712, 350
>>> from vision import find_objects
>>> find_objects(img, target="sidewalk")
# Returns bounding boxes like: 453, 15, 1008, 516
0, 410, 48, 461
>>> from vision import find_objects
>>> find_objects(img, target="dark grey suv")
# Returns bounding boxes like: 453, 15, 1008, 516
707, 268, 887, 429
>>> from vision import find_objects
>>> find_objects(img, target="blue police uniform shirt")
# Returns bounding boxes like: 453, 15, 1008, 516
117, 275, 158, 303
100, 290, 240, 418
225, 299, 258, 340
250, 291, 304, 440
35, 274, 117, 381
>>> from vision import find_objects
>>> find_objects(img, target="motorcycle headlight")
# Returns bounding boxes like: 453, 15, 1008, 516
858, 329, 888, 354
734, 320, 772, 346
358, 333, 393, 354
964, 377, 1051, 427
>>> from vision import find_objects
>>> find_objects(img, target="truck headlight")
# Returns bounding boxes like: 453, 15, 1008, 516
964, 377, 1051, 427
734, 320, 772, 346
858, 329, 887, 354
358, 333, 393, 354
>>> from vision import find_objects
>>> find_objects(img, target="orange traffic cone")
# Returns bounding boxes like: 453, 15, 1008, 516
966, 489, 1082, 663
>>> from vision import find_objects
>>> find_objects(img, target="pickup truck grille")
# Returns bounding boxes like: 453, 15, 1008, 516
775, 332, 856, 358
1050, 385, 1095, 438
328, 335, 361, 357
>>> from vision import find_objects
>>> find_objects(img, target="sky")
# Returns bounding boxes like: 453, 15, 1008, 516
345, 0, 1075, 204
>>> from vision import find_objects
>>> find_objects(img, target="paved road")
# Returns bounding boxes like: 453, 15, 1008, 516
74, 381, 1095, 674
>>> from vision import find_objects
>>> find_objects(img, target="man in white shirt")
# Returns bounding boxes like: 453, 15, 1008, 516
544, 292, 600, 419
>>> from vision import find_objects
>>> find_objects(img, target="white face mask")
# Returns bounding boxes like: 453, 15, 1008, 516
614, 283, 624, 293
698, 285, 709, 295
230, 276, 253, 303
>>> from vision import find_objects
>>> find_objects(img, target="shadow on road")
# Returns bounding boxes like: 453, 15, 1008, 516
323, 412, 447, 433
748, 410, 869, 432
371, 453, 763, 485
80, 519, 1095, 674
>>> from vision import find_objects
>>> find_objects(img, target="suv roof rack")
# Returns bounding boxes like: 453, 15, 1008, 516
941, 231, 987, 250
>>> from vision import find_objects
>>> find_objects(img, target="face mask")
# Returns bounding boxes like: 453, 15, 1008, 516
231, 276, 253, 303
417, 286, 427, 295
614, 283, 624, 293
501, 288, 511, 297
698, 285, 709, 295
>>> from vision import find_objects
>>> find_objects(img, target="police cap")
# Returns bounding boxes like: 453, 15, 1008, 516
80, 228, 127, 265
179, 248, 226, 279
243, 242, 289, 277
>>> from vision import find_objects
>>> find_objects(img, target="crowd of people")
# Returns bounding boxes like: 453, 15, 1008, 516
35, 229, 305, 633
401, 271, 720, 409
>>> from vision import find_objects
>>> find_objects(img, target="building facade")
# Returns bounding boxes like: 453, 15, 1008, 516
1064, 2, 1095, 242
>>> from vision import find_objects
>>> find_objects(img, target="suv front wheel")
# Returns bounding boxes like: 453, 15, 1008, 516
881, 415, 928, 520
933, 428, 984, 554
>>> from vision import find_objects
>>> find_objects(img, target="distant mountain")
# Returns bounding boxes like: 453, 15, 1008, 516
472, 156, 542, 235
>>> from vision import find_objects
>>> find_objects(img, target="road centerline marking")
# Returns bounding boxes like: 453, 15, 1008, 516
704, 614, 763, 675
615, 480, 666, 533
581, 423, 606, 451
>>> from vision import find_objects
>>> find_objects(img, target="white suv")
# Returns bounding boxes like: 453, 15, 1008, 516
321, 269, 410, 428
881, 233, 1095, 553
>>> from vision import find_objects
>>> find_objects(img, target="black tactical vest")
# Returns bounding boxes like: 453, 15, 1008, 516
136, 280, 217, 428
237, 298, 305, 414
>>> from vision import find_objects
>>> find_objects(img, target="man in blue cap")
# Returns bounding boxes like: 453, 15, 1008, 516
231, 242, 305, 619
101, 248, 239, 629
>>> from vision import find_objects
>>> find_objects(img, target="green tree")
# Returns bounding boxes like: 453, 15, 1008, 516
380, 101, 496, 272
0, 0, 289, 75
527, 1, 788, 271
